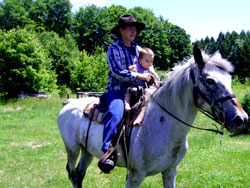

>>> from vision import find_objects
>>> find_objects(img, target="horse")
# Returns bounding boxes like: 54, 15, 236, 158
57, 45, 248, 188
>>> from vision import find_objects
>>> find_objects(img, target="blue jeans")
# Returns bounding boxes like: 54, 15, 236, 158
100, 90, 125, 152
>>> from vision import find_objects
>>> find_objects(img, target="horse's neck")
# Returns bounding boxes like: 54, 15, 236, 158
146, 78, 198, 138
157, 79, 196, 118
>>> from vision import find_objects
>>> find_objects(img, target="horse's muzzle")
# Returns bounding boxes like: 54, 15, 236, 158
226, 114, 249, 133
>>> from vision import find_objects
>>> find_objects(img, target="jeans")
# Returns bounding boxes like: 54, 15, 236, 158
100, 90, 125, 152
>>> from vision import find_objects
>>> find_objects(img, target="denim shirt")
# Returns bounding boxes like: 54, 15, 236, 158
106, 38, 141, 92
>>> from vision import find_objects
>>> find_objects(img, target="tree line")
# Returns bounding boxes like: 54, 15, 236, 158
0, 0, 249, 99
195, 31, 250, 82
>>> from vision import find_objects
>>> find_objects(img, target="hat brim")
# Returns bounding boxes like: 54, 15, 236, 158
111, 22, 145, 36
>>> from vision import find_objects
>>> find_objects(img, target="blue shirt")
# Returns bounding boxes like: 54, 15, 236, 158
132, 62, 150, 87
106, 38, 141, 92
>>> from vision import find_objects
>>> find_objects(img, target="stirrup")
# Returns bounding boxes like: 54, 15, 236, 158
98, 147, 120, 174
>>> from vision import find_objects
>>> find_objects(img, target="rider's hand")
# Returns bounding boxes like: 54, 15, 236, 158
136, 73, 155, 82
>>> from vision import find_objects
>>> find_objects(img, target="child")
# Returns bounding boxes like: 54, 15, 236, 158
124, 47, 159, 125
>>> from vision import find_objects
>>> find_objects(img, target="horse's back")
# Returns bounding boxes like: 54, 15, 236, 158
57, 97, 100, 147
58, 97, 99, 120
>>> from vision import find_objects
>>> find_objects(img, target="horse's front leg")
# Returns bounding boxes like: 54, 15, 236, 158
161, 167, 177, 188
125, 169, 146, 188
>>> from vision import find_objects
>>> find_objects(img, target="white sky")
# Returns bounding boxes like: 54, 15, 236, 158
70, 0, 250, 42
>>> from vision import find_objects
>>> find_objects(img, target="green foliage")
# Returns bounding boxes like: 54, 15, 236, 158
71, 4, 113, 53
28, 0, 48, 32
195, 30, 250, 82
197, 36, 217, 54
232, 76, 242, 86
37, 31, 81, 89
58, 84, 71, 97
104, 5, 127, 27
229, 36, 250, 81
71, 48, 108, 92
0, 0, 72, 36
241, 92, 250, 133
163, 21, 191, 68
242, 93, 250, 116
43, 0, 72, 36
0, 0, 31, 30
0, 28, 57, 98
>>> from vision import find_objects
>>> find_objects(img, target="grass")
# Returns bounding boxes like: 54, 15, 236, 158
0, 85, 250, 188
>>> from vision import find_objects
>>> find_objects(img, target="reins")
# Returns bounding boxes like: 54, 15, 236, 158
151, 94, 224, 135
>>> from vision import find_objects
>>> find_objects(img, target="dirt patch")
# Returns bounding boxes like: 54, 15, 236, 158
26, 142, 46, 149
10, 141, 52, 149
2, 106, 23, 112
228, 141, 250, 146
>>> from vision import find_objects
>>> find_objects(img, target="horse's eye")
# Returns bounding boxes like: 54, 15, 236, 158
206, 78, 216, 85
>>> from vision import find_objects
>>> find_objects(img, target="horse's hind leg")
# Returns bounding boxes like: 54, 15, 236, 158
75, 146, 93, 187
66, 145, 93, 188
66, 145, 81, 188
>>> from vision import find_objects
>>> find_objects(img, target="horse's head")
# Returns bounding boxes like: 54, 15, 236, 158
192, 44, 248, 133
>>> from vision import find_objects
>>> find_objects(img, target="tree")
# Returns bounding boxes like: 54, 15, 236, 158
37, 31, 81, 88
104, 5, 127, 30
28, 0, 48, 32
195, 36, 217, 54
70, 48, 108, 92
229, 36, 250, 81
0, 0, 31, 30
216, 32, 232, 58
163, 21, 191, 68
0, 28, 57, 98
43, 0, 72, 36
71, 5, 112, 53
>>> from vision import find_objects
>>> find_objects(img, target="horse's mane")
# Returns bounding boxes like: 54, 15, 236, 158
155, 51, 234, 111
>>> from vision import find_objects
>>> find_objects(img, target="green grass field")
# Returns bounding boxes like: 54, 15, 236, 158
0, 84, 250, 188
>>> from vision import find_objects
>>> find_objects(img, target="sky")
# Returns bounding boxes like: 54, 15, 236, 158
69, 0, 250, 42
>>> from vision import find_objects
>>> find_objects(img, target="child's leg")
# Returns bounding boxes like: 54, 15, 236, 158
133, 105, 146, 126
124, 88, 131, 112
133, 93, 150, 126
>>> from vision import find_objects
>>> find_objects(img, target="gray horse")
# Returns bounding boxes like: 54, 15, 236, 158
58, 45, 248, 188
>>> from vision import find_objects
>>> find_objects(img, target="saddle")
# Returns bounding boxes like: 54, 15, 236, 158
83, 102, 105, 124
83, 87, 146, 126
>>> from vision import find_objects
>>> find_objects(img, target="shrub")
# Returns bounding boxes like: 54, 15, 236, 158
0, 28, 57, 99
37, 31, 81, 88
71, 48, 108, 92
241, 92, 250, 133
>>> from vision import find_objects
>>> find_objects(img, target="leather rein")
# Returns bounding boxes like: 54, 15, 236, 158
152, 65, 235, 135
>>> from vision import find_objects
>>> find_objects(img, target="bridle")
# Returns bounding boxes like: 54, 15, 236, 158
152, 61, 235, 135
190, 64, 235, 129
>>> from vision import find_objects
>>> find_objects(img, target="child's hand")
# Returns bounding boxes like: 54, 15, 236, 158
136, 73, 155, 82
129, 65, 137, 72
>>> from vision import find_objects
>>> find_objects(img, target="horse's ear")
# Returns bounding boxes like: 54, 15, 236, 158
193, 44, 204, 66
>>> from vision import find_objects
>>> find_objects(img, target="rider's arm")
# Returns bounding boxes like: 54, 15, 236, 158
107, 45, 139, 82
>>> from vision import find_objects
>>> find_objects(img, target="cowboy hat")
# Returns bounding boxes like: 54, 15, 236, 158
111, 14, 145, 36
